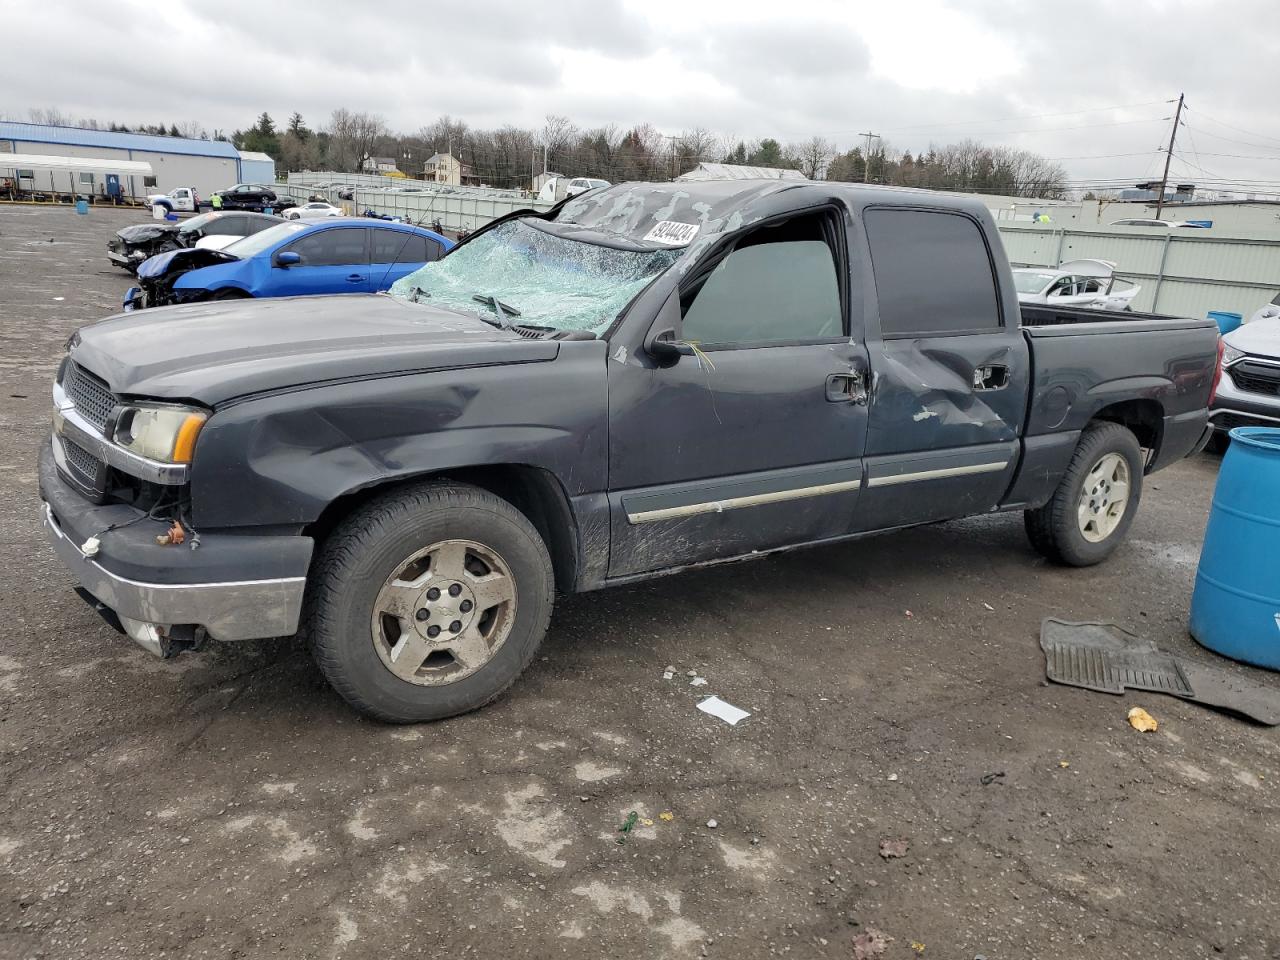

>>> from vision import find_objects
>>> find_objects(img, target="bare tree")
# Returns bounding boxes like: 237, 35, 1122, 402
28, 106, 68, 125
795, 136, 835, 179
328, 108, 387, 172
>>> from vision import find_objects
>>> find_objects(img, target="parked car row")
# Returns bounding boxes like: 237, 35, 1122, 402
122, 218, 452, 310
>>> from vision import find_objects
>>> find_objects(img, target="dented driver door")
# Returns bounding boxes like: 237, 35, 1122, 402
853, 206, 1028, 531
606, 209, 870, 578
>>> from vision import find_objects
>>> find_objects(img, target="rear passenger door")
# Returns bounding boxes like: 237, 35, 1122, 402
272, 226, 370, 295
368, 229, 445, 291
854, 206, 1028, 531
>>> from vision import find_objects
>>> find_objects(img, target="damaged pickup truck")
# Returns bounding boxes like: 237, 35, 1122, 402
41, 180, 1221, 722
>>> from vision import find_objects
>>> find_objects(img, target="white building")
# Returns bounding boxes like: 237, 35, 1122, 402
362, 156, 398, 174
0, 121, 244, 200
422, 152, 477, 186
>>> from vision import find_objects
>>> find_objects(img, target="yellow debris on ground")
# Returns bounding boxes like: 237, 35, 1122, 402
1127, 706, 1158, 732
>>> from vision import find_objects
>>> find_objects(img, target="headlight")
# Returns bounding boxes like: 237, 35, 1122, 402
1221, 343, 1246, 366
114, 403, 208, 464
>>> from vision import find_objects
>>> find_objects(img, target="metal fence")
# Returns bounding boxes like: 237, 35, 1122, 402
280, 172, 552, 234
997, 223, 1280, 319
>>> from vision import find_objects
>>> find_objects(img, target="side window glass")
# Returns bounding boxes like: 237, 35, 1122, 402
287, 229, 367, 266
680, 214, 841, 347
864, 208, 1001, 335
372, 230, 432, 264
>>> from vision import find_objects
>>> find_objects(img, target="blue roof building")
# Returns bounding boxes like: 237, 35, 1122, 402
0, 122, 258, 199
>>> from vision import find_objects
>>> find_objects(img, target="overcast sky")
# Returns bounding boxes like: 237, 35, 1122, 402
4, 0, 1279, 192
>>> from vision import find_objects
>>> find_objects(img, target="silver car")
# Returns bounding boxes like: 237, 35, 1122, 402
1210, 318, 1280, 443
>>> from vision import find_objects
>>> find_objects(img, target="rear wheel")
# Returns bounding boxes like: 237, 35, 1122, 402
1024, 422, 1144, 566
210, 288, 251, 301
307, 481, 554, 722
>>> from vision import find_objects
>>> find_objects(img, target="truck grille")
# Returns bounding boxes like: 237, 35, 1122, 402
62, 437, 103, 481
1213, 411, 1280, 432
64, 361, 117, 429
1229, 362, 1280, 397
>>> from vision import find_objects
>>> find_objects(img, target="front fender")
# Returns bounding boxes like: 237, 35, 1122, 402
188, 342, 610, 529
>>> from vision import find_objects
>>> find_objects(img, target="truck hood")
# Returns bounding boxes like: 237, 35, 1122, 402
68, 294, 560, 406
1226, 317, 1280, 360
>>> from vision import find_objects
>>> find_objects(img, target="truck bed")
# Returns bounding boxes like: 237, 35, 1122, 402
1019, 302, 1217, 467
1021, 303, 1190, 328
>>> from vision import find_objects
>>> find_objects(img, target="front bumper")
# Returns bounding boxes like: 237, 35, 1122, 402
1209, 372, 1280, 432
39, 440, 312, 644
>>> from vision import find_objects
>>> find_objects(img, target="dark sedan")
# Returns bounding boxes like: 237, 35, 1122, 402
106, 211, 283, 273
213, 183, 296, 213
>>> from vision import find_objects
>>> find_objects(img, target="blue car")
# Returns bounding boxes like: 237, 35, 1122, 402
124, 218, 453, 310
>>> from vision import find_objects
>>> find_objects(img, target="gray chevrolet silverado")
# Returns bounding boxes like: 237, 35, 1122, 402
40, 181, 1221, 721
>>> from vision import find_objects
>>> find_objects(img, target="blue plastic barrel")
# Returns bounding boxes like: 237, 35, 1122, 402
74, 199, 88, 215
1190, 427, 1280, 670
1208, 310, 1243, 335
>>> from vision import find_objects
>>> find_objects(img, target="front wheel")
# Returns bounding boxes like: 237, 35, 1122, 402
306, 481, 554, 722
1024, 422, 1144, 566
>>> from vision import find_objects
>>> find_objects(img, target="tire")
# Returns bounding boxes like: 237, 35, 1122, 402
1024, 422, 1144, 566
306, 481, 554, 722
211, 288, 251, 301
1205, 431, 1229, 455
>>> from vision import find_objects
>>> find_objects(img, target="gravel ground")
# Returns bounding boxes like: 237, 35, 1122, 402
1, 204, 1278, 960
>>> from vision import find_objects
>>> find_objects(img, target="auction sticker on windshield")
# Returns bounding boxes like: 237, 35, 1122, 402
643, 221, 699, 246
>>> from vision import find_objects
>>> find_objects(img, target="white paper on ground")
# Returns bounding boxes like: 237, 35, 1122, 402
697, 696, 750, 726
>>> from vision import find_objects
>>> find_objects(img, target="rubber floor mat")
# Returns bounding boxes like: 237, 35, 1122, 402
1040, 619, 1280, 726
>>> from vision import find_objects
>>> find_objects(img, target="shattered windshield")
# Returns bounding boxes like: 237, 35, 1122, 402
389, 219, 680, 334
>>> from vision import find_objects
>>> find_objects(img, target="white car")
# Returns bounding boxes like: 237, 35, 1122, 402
1247, 291, 1280, 325
285, 201, 343, 220
565, 177, 610, 198
1013, 259, 1141, 312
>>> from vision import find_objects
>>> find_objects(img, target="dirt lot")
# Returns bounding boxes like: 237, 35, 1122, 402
1, 203, 1278, 960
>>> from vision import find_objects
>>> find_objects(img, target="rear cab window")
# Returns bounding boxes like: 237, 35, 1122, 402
863, 207, 1001, 336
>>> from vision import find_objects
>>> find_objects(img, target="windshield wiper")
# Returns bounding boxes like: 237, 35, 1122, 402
471, 293, 522, 329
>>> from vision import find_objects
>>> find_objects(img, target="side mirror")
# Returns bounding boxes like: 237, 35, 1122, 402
646, 327, 696, 361
643, 289, 695, 362
274, 251, 301, 267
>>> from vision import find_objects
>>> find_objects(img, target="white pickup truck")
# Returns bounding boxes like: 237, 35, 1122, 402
145, 187, 203, 214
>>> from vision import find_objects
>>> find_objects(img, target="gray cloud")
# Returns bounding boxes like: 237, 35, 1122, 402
2, 0, 1277, 190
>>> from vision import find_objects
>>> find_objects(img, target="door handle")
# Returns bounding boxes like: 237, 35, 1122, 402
973, 364, 1009, 390
826, 370, 868, 404
346, 274, 365, 283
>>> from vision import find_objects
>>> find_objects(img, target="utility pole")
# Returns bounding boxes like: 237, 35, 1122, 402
1154, 92, 1185, 219
662, 134, 679, 180
859, 131, 878, 183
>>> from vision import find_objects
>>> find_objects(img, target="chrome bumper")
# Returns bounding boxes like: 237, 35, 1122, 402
42, 501, 306, 644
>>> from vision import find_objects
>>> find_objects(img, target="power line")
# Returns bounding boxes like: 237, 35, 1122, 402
868, 98, 1171, 133
1179, 123, 1280, 153
1184, 106, 1280, 148
1045, 151, 1164, 161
